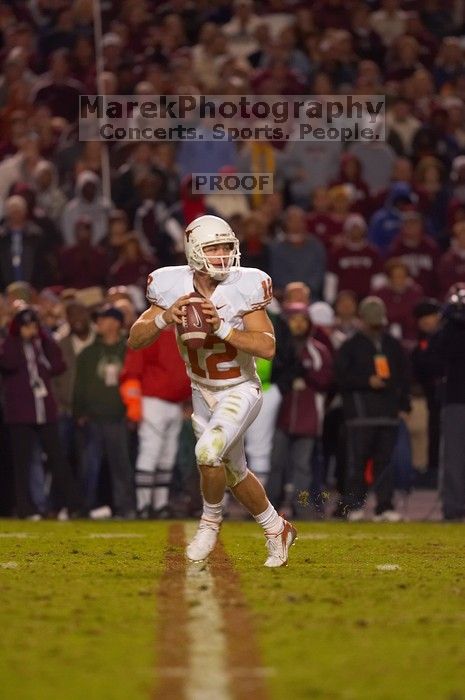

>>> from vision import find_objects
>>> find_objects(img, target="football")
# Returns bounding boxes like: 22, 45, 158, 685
177, 292, 210, 349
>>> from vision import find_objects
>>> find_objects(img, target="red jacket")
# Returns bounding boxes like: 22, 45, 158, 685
120, 328, 191, 421
278, 338, 333, 437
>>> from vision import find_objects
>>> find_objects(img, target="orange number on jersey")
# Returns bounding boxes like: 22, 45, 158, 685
261, 278, 273, 303
187, 335, 241, 381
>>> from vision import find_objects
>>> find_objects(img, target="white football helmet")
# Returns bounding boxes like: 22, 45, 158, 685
184, 215, 240, 281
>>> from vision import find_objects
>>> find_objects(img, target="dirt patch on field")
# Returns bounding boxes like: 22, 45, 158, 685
210, 540, 270, 700
153, 523, 188, 699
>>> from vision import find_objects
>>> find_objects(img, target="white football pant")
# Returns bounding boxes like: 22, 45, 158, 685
245, 384, 282, 485
191, 380, 262, 487
135, 397, 183, 511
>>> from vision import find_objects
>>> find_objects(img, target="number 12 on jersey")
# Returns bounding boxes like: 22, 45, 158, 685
187, 335, 241, 381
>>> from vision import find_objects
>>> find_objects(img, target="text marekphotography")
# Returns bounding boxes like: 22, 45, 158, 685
79, 94, 385, 142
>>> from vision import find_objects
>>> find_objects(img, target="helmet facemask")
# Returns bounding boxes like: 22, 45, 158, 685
184, 215, 241, 280
200, 239, 240, 281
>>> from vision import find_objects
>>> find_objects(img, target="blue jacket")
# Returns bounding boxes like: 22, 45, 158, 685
368, 182, 415, 255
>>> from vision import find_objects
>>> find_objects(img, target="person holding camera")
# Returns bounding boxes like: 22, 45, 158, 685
428, 284, 465, 520
0, 306, 79, 518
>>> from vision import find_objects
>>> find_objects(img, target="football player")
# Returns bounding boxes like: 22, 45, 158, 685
128, 214, 297, 567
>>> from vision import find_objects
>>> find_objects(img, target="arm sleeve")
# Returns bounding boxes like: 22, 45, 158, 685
73, 351, 88, 418
394, 343, 411, 413
39, 333, 67, 376
0, 337, 22, 371
305, 341, 333, 392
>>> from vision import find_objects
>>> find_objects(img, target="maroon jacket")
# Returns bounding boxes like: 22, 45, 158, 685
59, 243, 108, 288
0, 332, 66, 424
278, 338, 333, 436
388, 234, 439, 296
328, 241, 383, 300
377, 281, 424, 346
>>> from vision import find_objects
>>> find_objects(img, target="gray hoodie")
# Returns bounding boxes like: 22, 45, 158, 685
61, 171, 112, 245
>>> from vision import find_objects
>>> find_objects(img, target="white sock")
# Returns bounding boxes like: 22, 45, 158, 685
201, 499, 223, 528
153, 487, 169, 511
254, 501, 284, 537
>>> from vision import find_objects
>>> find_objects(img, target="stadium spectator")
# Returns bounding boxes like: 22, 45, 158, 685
53, 301, 95, 469
329, 152, 371, 216
437, 221, 465, 299
428, 285, 465, 520
268, 301, 333, 518
0, 305, 79, 518
0, 132, 41, 216
73, 305, 135, 518
310, 301, 345, 354
133, 174, 184, 264
307, 187, 341, 248
348, 138, 396, 196
223, 0, 262, 59
239, 212, 271, 274
411, 299, 442, 479
412, 156, 449, 240
368, 182, 418, 255
112, 143, 156, 222
324, 213, 384, 304
377, 258, 424, 349
283, 138, 342, 208
61, 171, 111, 246
386, 97, 422, 157
31, 48, 84, 123
33, 160, 67, 225
387, 210, 439, 296
108, 234, 156, 289
334, 296, 410, 521
59, 217, 107, 289
333, 290, 360, 339
270, 206, 326, 299
120, 327, 191, 518
370, 0, 407, 47
0, 195, 51, 291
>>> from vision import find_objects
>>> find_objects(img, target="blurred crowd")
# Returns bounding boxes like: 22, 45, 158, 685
0, 0, 465, 520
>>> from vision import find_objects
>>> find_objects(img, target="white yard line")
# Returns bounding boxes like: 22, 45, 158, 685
86, 533, 145, 539
184, 523, 232, 700
0, 533, 34, 538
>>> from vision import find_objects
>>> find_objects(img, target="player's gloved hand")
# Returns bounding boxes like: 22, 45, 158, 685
163, 295, 192, 325
200, 299, 221, 332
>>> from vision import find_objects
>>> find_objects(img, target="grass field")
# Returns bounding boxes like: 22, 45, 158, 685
1, 519, 464, 700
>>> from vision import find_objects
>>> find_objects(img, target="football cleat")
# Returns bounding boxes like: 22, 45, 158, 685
372, 510, 402, 523
347, 508, 365, 522
186, 517, 221, 562
264, 520, 297, 568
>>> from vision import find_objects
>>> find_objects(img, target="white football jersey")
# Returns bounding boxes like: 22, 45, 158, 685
146, 266, 273, 388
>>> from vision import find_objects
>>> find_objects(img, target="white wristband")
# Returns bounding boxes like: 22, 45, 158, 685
215, 320, 233, 340
154, 312, 168, 330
